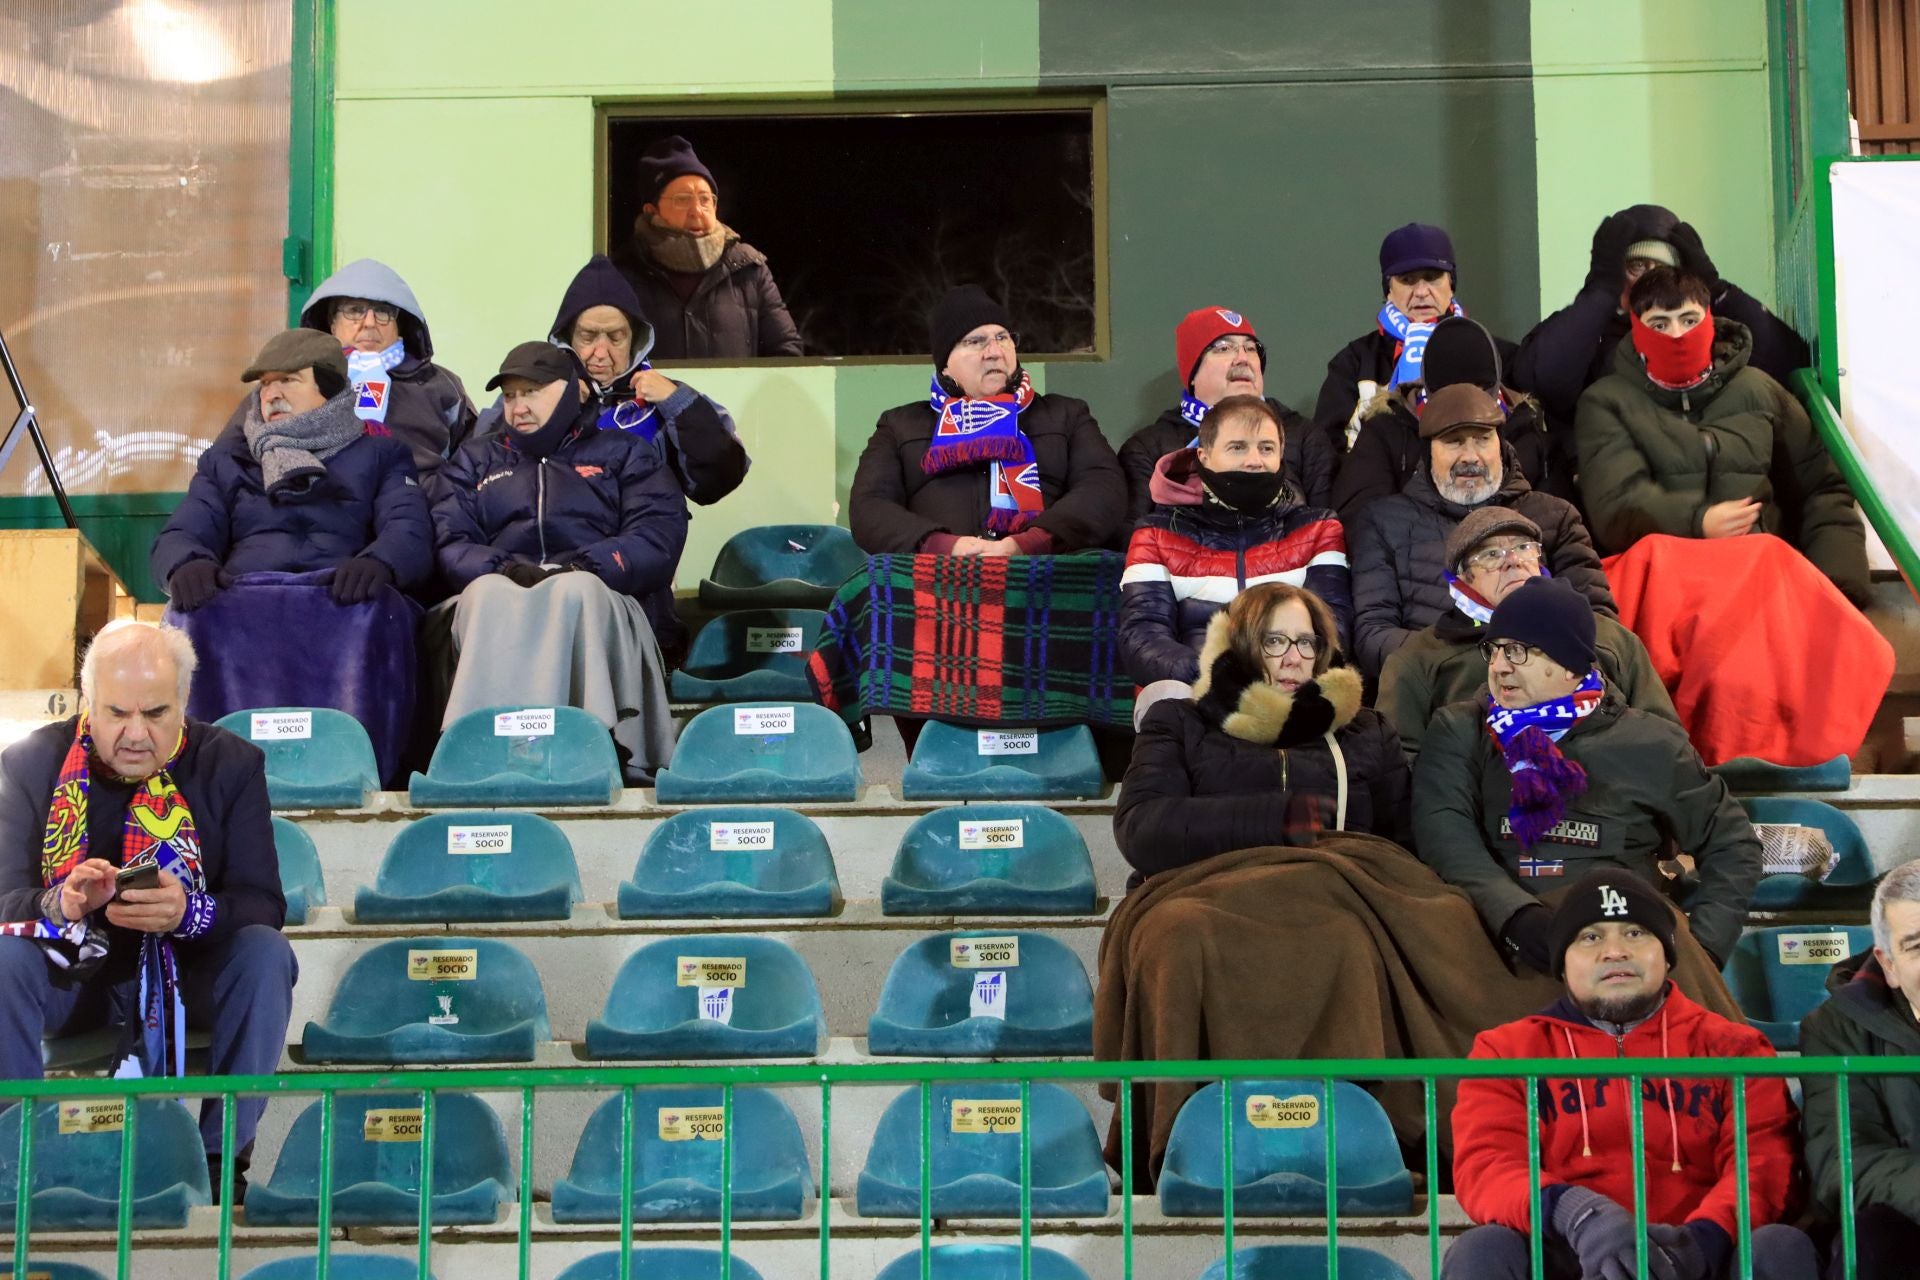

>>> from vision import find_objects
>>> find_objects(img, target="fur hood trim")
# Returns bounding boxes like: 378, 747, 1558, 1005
1190, 610, 1362, 746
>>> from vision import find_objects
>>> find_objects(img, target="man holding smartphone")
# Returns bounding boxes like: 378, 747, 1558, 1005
0, 620, 293, 1205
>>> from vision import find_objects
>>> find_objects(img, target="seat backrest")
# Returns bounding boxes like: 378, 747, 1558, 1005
709, 525, 862, 590
421, 705, 618, 787
564, 1088, 811, 1194
1195, 1244, 1414, 1280
890, 803, 1092, 892
602, 936, 821, 1034
1748, 925, 1875, 1021
1744, 797, 1874, 886
1161, 1080, 1406, 1190
264, 1092, 508, 1196
0, 1098, 208, 1204
863, 1082, 1103, 1189
874, 931, 1093, 1031
273, 816, 327, 920
679, 609, 828, 680
657, 702, 860, 796
553, 1249, 766, 1280
239, 1258, 435, 1280
321, 937, 550, 1037
874, 1245, 1089, 1280
0, 1260, 110, 1280
633, 807, 834, 895
215, 707, 377, 802
373, 812, 582, 899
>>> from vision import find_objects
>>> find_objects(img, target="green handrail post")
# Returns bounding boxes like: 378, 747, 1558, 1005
518, 1087, 536, 1280
286, 0, 337, 325
1629, 1073, 1647, 1280
1793, 368, 1920, 597
1323, 1076, 1340, 1279
416, 1088, 437, 1280
217, 1089, 238, 1280
918, 1081, 932, 1280
1526, 1077, 1543, 1280
1018, 1076, 1032, 1280
315, 1090, 335, 1280
1838, 1073, 1857, 1276
1424, 1077, 1440, 1280
1120, 1079, 1134, 1280
618, 1086, 635, 1280
818, 1077, 832, 1280
113, 1097, 136, 1280
1734, 1075, 1752, 1280
1221, 1074, 1235, 1274
12, 1091, 33, 1276
721, 1082, 734, 1280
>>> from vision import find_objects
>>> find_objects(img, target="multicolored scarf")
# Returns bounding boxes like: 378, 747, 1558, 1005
924, 371, 1044, 535
346, 339, 407, 432
1377, 298, 1466, 389
1485, 668, 1604, 850
12, 717, 209, 1077
603, 361, 660, 443
1178, 392, 1211, 437
1446, 574, 1497, 626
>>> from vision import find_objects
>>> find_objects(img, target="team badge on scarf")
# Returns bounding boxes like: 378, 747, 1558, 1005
924, 371, 1045, 534
605, 360, 661, 442
1377, 298, 1466, 389
347, 339, 407, 433
1485, 667, 1604, 850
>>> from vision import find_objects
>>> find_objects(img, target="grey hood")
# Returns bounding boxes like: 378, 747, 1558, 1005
300, 258, 435, 361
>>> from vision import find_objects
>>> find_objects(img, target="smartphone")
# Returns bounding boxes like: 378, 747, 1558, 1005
115, 863, 160, 892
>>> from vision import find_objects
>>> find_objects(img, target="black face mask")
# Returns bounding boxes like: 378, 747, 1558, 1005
1198, 463, 1287, 512
507, 374, 585, 460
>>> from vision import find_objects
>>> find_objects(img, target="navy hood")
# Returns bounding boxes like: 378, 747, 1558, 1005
549, 255, 657, 366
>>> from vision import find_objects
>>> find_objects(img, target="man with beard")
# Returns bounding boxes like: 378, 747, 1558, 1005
1347, 384, 1613, 679
611, 135, 802, 359
1118, 306, 1335, 516
1447, 870, 1817, 1280
1118, 395, 1349, 722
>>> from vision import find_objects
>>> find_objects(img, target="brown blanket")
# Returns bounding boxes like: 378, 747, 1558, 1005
1094, 835, 1739, 1184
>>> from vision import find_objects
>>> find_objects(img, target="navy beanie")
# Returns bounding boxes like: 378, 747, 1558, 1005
1486, 577, 1596, 675
1380, 222, 1457, 289
638, 135, 716, 204
930, 285, 1014, 368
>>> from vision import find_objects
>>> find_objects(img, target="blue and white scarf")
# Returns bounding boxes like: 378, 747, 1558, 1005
1178, 392, 1211, 440
1485, 668, 1604, 850
602, 361, 660, 443
347, 339, 407, 429
1377, 299, 1466, 390
1447, 567, 1551, 627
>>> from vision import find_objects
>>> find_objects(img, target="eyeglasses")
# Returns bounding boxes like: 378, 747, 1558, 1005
955, 330, 1019, 353
1206, 337, 1261, 358
1462, 541, 1543, 574
334, 301, 396, 326
1478, 640, 1536, 667
660, 192, 718, 211
1260, 633, 1321, 659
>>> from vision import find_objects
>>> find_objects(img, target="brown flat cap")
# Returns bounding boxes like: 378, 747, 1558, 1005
1444, 505, 1542, 574
1418, 382, 1506, 440
242, 329, 348, 384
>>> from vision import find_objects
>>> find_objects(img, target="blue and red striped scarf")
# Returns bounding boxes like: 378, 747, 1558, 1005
1378, 298, 1466, 389
924, 371, 1044, 535
1485, 668, 1604, 850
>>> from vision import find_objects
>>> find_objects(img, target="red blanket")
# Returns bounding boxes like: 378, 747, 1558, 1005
1603, 533, 1892, 767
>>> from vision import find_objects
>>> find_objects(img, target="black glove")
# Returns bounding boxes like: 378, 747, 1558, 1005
168, 559, 232, 612
330, 556, 393, 605
1553, 1186, 1641, 1280
1645, 1223, 1715, 1280
1585, 209, 1641, 296
1666, 221, 1722, 294
1500, 902, 1556, 975
500, 561, 565, 588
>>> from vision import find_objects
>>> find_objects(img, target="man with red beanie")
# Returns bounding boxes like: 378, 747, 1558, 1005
1447, 868, 1817, 1280
1118, 306, 1334, 517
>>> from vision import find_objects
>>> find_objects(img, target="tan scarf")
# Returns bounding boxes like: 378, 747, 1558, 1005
633, 214, 734, 273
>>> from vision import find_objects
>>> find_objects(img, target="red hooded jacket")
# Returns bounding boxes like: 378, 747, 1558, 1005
1452, 983, 1799, 1237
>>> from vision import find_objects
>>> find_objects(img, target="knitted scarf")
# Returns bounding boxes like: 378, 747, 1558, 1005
1446, 574, 1497, 626
244, 388, 365, 497
602, 361, 660, 443
1485, 668, 1604, 851
1377, 298, 1466, 389
347, 339, 407, 430
923, 371, 1044, 535
9, 716, 208, 1077
634, 215, 733, 274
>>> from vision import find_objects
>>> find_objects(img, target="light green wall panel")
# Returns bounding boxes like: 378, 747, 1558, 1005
335, 97, 595, 391
337, 0, 833, 96
832, 0, 1039, 88
1531, 0, 1775, 313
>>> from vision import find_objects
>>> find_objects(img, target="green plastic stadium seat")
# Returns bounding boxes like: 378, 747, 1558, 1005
354, 811, 582, 924
669, 608, 827, 703
882, 803, 1095, 915
900, 721, 1103, 801
554, 1250, 764, 1280
301, 936, 549, 1064
1741, 797, 1876, 911
0, 1099, 209, 1229
1712, 754, 1851, 793
867, 930, 1093, 1057
585, 936, 823, 1060
696, 524, 864, 610
239, 1259, 436, 1280
407, 705, 619, 807
215, 707, 377, 809
653, 703, 860, 804
1722, 924, 1874, 1049
274, 816, 326, 925
1195, 1245, 1414, 1280
617, 807, 838, 918
875, 1246, 1088, 1280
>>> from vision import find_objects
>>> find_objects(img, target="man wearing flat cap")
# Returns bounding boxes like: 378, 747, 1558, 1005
429, 341, 687, 779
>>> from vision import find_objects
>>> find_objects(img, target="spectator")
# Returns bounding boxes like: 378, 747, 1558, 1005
1332, 314, 1572, 519
1412, 578, 1761, 973
219, 258, 476, 477
1377, 506, 1676, 763
1446, 869, 1817, 1280
1310, 222, 1477, 456
611, 135, 802, 359
428, 342, 688, 779
1513, 204, 1812, 426
1348, 383, 1614, 679
151, 328, 433, 783
849, 284, 1126, 556
0, 622, 293, 1204
1114, 583, 1411, 890
1118, 306, 1334, 515
1802, 861, 1920, 1280
1119, 396, 1349, 718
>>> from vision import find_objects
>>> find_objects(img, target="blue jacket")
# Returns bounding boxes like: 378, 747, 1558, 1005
432, 420, 689, 627
151, 398, 433, 590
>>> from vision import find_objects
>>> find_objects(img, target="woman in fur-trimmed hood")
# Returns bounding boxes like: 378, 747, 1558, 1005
1113, 581, 1415, 891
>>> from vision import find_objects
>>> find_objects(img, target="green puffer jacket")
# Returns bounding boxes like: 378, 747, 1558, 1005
1411, 690, 1760, 962
1575, 318, 1870, 603
1377, 609, 1678, 763
1801, 951, 1920, 1223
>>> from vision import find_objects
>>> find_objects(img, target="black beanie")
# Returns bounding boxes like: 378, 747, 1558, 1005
1549, 868, 1677, 978
1486, 577, 1596, 674
930, 284, 1013, 369
637, 135, 716, 204
1421, 316, 1502, 392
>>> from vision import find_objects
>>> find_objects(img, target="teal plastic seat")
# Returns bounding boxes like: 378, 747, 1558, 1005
900, 722, 1104, 801
1159, 1080, 1413, 1216
868, 930, 1093, 1057
555, 1251, 764, 1280
855, 1082, 1108, 1218
669, 609, 827, 704
0, 1099, 209, 1229
301, 936, 550, 1064
0, 1265, 108, 1280
1742, 797, 1877, 911
245, 1091, 510, 1227
618, 807, 838, 918
1196, 1244, 1415, 1280
354, 812, 582, 924
876, 1246, 1089, 1280
240, 1260, 436, 1280
586, 935, 823, 1060
216, 707, 377, 808
697, 524, 864, 610
882, 803, 1096, 915
653, 702, 860, 804
1713, 754, 1850, 793
408, 705, 619, 807
1722, 924, 1874, 1049
275, 816, 327, 925
552, 1088, 812, 1222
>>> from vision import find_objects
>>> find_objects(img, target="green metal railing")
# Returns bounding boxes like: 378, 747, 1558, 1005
3, 1054, 1908, 1280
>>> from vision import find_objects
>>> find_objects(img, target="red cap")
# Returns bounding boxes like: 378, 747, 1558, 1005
1175, 307, 1261, 388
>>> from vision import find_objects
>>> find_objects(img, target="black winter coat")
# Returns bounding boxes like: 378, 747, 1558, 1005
1118, 400, 1334, 519
849, 392, 1127, 554
1331, 389, 1574, 520
1310, 327, 1522, 458
219, 361, 474, 479
1801, 952, 1920, 1223
613, 239, 802, 360
151, 406, 433, 592
1114, 614, 1414, 889
1347, 443, 1615, 678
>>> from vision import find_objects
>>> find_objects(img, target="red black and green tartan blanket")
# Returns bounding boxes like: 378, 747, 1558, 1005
805, 551, 1134, 728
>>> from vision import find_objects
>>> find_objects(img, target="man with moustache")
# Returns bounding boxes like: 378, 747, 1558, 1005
1347, 384, 1613, 679
1447, 870, 1817, 1280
